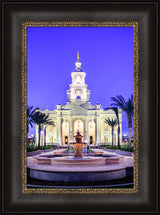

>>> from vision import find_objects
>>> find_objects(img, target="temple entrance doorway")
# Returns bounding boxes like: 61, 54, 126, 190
62, 121, 69, 145
74, 120, 84, 142
90, 136, 93, 144
88, 121, 96, 145
65, 136, 68, 144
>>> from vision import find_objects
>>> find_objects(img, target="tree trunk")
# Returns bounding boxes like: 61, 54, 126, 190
112, 128, 113, 148
44, 127, 46, 148
27, 125, 29, 148
128, 127, 132, 149
118, 125, 120, 149
128, 118, 132, 149
38, 125, 41, 149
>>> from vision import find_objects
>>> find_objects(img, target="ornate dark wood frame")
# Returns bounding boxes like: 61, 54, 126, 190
2, 1, 158, 213
21, 20, 138, 194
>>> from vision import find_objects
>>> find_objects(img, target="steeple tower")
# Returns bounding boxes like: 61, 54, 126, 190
67, 53, 90, 102
75, 51, 82, 71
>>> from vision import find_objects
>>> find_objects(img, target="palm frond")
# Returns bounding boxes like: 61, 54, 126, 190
110, 95, 126, 110
30, 107, 39, 116
104, 118, 118, 128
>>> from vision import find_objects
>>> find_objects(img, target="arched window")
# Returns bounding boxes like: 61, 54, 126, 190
50, 137, 53, 143
76, 96, 81, 99
62, 121, 69, 145
105, 124, 108, 131
74, 120, 84, 142
114, 125, 117, 131
76, 76, 81, 84
49, 125, 53, 131
105, 136, 108, 142
88, 121, 95, 145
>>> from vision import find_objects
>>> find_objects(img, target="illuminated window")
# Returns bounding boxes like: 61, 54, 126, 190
62, 121, 69, 145
76, 76, 81, 84
89, 121, 94, 128
49, 125, 53, 131
105, 136, 108, 142
105, 124, 108, 131
50, 137, 53, 143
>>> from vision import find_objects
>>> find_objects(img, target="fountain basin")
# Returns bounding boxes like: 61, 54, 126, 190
26, 149, 132, 182
33, 153, 124, 166
28, 168, 126, 182
94, 151, 103, 156
54, 152, 63, 155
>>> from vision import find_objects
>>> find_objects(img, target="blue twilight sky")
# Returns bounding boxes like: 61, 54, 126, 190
27, 26, 134, 136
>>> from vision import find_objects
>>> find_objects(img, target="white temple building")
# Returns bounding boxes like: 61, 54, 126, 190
35, 53, 122, 147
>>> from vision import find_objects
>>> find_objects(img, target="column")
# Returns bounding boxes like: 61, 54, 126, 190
35, 124, 38, 146
69, 119, 73, 142
101, 119, 104, 144
84, 119, 87, 142
96, 112, 101, 145
57, 116, 62, 146
40, 124, 44, 147
120, 114, 123, 144
94, 118, 97, 146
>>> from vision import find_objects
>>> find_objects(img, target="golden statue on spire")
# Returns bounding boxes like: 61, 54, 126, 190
77, 51, 79, 61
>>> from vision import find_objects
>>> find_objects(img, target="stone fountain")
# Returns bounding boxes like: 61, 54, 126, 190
27, 133, 133, 183
70, 130, 87, 158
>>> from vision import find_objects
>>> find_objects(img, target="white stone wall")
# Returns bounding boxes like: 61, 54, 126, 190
35, 107, 123, 147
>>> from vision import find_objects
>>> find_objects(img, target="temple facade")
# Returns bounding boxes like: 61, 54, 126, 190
35, 53, 122, 147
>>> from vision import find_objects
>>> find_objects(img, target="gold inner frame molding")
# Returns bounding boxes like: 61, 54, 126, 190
21, 21, 139, 194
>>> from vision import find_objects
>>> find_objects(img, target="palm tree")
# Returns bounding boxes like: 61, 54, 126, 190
43, 120, 55, 148
27, 106, 39, 134
27, 106, 39, 146
33, 111, 52, 149
110, 94, 134, 149
106, 107, 121, 149
104, 118, 118, 148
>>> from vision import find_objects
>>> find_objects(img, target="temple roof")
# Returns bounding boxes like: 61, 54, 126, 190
64, 100, 96, 110
80, 102, 95, 109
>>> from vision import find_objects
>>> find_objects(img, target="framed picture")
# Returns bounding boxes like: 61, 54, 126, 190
25, 21, 136, 192
2, 1, 158, 213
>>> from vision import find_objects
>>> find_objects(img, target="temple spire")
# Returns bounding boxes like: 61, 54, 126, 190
75, 51, 81, 70
77, 51, 79, 62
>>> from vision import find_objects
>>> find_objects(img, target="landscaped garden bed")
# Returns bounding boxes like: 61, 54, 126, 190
100, 145, 134, 153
